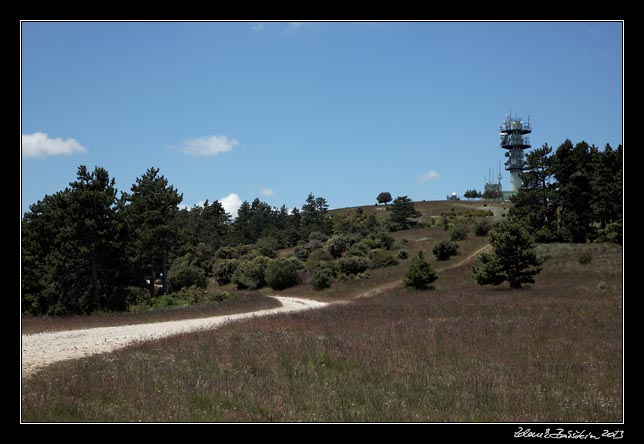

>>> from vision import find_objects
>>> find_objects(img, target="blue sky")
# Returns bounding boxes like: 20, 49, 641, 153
21, 21, 623, 216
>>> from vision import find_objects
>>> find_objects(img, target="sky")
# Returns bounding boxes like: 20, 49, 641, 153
21, 21, 623, 216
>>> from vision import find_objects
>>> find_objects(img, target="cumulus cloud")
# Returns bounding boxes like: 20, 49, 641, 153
418, 170, 440, 184
220, 193, 243, 217
179, 135, 239, 157
260, 188, 274, 197
22, 132, 87, 158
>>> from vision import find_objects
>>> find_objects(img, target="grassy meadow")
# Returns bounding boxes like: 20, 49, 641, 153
21, 228, 622, 422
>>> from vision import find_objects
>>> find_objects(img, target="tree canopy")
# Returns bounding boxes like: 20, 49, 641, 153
473, 218, 544, 289
389, 196, 421, 231
510, 140, 622, 243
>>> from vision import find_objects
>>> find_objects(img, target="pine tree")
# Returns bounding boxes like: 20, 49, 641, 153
389, 196, 421, 231
403, 251, 438, 290
473, 218, 544, 289
509, 144, 557, 241
22, 166, 126, 314
122, 167, 183, 296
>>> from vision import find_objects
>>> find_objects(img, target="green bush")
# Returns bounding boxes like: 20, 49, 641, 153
577, 251, 593, 265
265, 258, 301, 290
475, 220, 492, 236
306, 249, 335, 270
433, 240, 459, 261
361, 231, 395, 250
603, 220, 622, 245
255, 237, 279, 258
369, 248, 399, 268
311, 267, 333, 291
308, 231, 329, 242
398, 249, 409, 260
128, 286, 231, 312
338, 256, 370, 276
214, 245, 252, 259
294, 244, 311, 261
325, 234, 351, 258
449, 225, 468, 241
231, 256, 270, 290
212, 259, 239, 285
168, 255, 207, 290
403, 252, 438, 290
347, 242, 370, 257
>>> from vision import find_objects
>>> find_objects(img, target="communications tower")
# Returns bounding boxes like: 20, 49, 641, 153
500, 113, 531, 192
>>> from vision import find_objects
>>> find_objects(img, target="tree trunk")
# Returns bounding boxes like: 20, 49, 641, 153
149, 271, 156, 298
91, 254, 101, 309
162, 241, 168, 294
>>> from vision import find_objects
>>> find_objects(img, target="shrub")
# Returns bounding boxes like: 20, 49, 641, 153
212, 259, 239, 285
449, 225, 468, 241
361, 231, 395, 250
603, 220, 622, 245
231, 256, 270, 290
311, 267, 333, 291
369, 248, 399, 268
442, 216, 450, 231
475, 219, 492, 236
128, 287, 231, 312
338, 256, 370, 276
265, 258, 301, 290
215, 245, 251, 260
308, 231, 329, 243
433, 240, 459, 261
398, 249, 409, 260
294, 244, 311, 261
168, 255, 207, 291
306, 249, 335, 270
577, 250, 593, 265
256, 237, 279, 258
325, 234, 350, 258
403, 252, 438, 290
347, 242, 370, 257
214, 246, 236, 259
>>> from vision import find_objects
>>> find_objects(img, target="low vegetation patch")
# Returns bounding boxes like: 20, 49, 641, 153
433, 240, 459, 261
21, 244, 621, 422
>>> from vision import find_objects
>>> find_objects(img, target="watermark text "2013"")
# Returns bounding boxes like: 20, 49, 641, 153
514, 427, 623, 440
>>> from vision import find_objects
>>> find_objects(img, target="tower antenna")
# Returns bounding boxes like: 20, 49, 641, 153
500, 111, 532, 195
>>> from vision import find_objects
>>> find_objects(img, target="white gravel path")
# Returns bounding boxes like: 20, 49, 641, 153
21, 296, 328, 378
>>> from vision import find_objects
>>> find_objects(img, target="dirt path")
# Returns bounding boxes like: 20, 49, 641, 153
341, 243, 491, 301
441, 243, 492, 271
21, 296, 327, 378
21, 245, 491, 378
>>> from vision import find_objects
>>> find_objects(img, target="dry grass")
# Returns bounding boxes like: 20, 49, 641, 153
21, 294, 280, 335
271, 225, 490, 302
21, 242, 622, 423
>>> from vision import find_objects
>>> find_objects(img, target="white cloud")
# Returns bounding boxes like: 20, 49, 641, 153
178, 200, 206, 211
179, 135, 239, 157
260, 188, 274, 197
284, 22, 311, 34
418, 170, 440, 184
250, 22, 266, 33
22, 132, 87, 158
220, 193, 243, 217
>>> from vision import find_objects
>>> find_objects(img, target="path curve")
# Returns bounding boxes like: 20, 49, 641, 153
22, 296, 327, 378
22, 245, 491, 378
